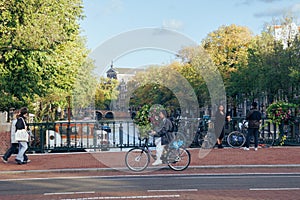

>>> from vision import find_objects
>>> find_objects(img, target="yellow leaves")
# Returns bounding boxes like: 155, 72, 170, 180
203, 24, 253, 80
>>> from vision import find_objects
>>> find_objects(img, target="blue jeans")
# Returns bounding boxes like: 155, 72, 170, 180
3, 143, 28, 161
16, 142, 28, 162
246, 128, 259, 148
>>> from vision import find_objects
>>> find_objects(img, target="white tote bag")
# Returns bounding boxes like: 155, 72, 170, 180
15, 117, 29, 142
15, 129, 29, 142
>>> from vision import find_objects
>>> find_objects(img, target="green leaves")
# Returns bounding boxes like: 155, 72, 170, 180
203, 24, 252, 80
133, 105, 152, 138
266, 101, 297, 124
94, 77, 119, 110
203, 21, 300, 106
0, 0, 89, 121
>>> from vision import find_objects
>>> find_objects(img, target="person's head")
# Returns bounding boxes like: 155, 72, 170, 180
218, 105, 224, 111
159, 110, 167, 119
251, 102, 258, 108
19, 107, 28, 118
13, 109, 20, 119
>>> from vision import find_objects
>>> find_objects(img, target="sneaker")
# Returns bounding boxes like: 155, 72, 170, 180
152, 160, 163, 166
23, 160, 31, 164
254, 148, 258, 151
15, 159, 23, 165
1, 157, 8, 164
243, 147, 250, 151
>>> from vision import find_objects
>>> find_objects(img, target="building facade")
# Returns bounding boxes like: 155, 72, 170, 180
274, 22, 300, 49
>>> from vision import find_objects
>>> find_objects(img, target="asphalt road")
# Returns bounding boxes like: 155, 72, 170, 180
1, 173, 300, 200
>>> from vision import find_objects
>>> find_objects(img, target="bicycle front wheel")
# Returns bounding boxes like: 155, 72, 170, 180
227, 131, 245, 148
125, 147, 150, 172
259, 131, 275, 147
167, 148, 190, 171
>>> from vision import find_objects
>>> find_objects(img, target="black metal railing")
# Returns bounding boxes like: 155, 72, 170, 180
27, 117, 300, 153
27, 120, 155, 153
225, 117, 300, 145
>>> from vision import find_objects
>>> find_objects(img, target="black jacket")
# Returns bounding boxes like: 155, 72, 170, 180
246, 109, 262, 129
15, 116, 27, 130
214, 110, 225, 135
155, 118, 174, 145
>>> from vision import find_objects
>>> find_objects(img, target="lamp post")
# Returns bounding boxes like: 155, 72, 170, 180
66, 96, 71, 149
9, 107, 15, 122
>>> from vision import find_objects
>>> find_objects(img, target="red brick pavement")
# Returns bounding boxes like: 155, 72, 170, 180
1, 147, 300, 172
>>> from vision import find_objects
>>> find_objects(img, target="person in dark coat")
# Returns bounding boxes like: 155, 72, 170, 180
214, 105, 226, 148
244, 102, 262, 151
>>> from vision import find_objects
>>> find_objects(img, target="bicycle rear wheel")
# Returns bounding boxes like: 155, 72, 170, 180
227, 131, 245, 148
167, 148, 190, 171
125, 147, 150, 172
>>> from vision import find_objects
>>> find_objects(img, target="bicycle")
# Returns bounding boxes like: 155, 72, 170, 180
258, 121, 275, 147
172, 117, 205, 147
226, 120, 275, 148
125, 137, 191, 172
226, 120, 247, 148
194, 116, 210, 147
171, 117, 189, 147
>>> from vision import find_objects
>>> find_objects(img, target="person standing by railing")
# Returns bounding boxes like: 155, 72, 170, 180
214, 105, 226, 149
244, 102, 262, 151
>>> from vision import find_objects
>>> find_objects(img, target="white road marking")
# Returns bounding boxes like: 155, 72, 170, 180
250, 188, 300, 191
44, 191, 95, 195
1, 172, 300, 182
60, 194, 180, 200
148, 189, 198, 192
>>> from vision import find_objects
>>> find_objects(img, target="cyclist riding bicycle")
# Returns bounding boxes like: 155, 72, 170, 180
150, 110, 175, 166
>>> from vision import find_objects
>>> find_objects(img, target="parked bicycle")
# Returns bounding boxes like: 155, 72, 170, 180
125, 137, 191, 172
194, 116, 210, 147
171, 117, 189, 147
226, 120, 274, 148
172, 117, 206, 147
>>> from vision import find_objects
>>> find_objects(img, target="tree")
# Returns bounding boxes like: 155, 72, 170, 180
202, 24, 253, 114
228, 16, 300, 108
0, 0, 88, 121
72, 56, 97, 118
94, 77, 119, 110
244, 17, 299, 105
127, 65, 179, 113
288, 34, 300, 104
127, 57, 222, 118
202, 24, 253, 82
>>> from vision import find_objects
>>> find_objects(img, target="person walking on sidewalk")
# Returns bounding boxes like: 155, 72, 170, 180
2, 109, 30, 164
150, 110, 174, 166
15, 107, 31, 164
244, 102, 262, 151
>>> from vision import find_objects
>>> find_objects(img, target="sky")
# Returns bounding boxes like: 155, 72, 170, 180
80, 0, 300, 69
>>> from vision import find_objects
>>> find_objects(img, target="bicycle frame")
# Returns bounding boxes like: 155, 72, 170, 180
125, 136, 190, 172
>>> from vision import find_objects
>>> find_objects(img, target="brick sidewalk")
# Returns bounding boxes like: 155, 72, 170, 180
1, 147, 300, 172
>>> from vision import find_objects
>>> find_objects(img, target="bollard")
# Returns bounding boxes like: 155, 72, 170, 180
119, 123, 123, 150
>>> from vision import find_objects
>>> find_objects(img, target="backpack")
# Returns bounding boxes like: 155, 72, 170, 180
169, 118, 176, 132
